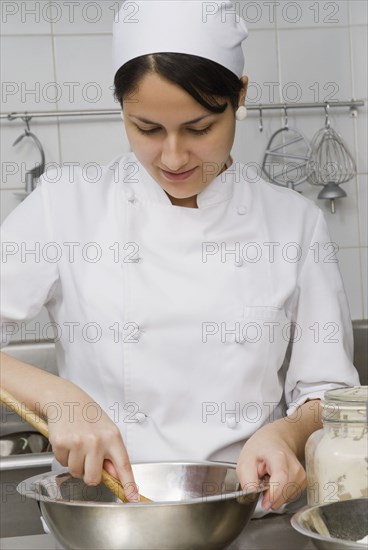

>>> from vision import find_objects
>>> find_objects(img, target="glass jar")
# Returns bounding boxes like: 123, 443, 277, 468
305, 386, 367, 507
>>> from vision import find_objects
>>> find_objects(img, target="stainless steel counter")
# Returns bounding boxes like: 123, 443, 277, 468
0, 513, 315, 549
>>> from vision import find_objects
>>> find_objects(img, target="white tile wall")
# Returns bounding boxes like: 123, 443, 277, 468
243, 29, 281, 104
349, 0, 368, 26
361, 247, 368, 319
351, 24, 368, 100
278, 27, 352, 103
276, 0, 349, 29
53, 35, 116, 110
355, 103, 368, 174
0, 35, 56, 111
337, 248, 364, 320
237, 0, 278, 31
357, 174, 368, 247
50, 0, 122, 35
0, 1, 53, 35
1, 0, 367, 323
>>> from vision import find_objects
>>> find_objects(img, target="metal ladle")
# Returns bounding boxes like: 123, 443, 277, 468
0, 387, 152, 503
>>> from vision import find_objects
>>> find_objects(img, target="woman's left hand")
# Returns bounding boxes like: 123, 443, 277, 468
236, 399, 322, 511
236, 428, 306, 511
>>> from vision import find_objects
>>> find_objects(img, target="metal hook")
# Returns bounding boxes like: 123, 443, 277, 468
12, 114, 46, 193
22, 115, 31, 133
324, 102, 330, 129
12, 114, 32, 146
283, 105, 288, 130
259, 106, 263, 132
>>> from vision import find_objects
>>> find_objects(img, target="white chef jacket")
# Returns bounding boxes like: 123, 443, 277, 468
0, 152, 359, 464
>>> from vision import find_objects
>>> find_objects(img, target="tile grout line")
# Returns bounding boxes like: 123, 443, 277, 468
347, 1, 366, 316
49, 1, 63, 168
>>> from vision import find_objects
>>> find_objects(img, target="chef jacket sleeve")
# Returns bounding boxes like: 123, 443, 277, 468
0, 179, 59, 349
284, 209, 360, 415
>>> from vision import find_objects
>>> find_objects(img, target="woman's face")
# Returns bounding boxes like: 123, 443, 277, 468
123, 72, 245, 207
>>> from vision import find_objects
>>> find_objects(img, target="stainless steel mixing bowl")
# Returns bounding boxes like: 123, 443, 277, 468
18, 461, 261, 550
291, 498, 368, 550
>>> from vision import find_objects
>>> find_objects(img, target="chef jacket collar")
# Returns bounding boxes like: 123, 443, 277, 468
129, 154, 235, 209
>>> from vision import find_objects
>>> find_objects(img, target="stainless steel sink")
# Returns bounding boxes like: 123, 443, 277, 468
0, 340, 58, 442
1, 341, 56, 538
353, 320, 368, 385
0, 454, 54, 537
1, 432, 49, 456
0, 322, 367, 538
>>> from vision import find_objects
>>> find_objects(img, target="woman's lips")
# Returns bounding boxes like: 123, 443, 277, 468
161, 167, 197, 181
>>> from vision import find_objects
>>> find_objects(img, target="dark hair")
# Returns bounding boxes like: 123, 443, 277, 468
113, 53, 243, 114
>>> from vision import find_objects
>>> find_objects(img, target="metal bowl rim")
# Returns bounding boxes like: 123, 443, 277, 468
17, 460, 264, 507
290, 500, 368, 549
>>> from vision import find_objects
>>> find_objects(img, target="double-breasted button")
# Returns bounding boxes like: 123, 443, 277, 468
237, 206, 247, 215
130, 253, 142, 263
226, 415, 237, 429
126, 191, 136, 204
132, 328, 142, 341
135, 412, 147, 423
121, 257, 142, 268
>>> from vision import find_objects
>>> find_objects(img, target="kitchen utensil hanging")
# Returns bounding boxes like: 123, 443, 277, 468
307, 103, 356, 213
262, 106, 314, 189
258, 106, 263, 133
12, 115, 46, 198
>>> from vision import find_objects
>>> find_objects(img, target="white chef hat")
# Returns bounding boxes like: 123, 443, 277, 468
112, 0, 248, 79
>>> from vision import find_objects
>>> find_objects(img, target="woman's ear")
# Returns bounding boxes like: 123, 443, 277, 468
239, 75, 249, 106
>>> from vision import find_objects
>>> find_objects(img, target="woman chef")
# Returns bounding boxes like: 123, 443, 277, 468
0, 0, 359, 514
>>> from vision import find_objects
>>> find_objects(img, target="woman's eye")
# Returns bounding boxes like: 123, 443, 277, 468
136, 127, 160, 135
188, 127, 212, 135
136, 126, 212, 136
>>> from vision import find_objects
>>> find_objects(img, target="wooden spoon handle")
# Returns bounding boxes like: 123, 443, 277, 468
0, 387, 49, 436
0, 387, 151, 503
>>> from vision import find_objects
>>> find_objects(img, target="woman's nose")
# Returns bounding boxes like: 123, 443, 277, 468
161, 135, 189, 172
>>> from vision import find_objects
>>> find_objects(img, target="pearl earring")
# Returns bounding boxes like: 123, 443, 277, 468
235, 106, 247, 121
121, 111, 124, 122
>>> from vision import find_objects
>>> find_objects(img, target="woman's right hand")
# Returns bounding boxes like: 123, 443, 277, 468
0, 352, 138, 501
47, 392, 139, 502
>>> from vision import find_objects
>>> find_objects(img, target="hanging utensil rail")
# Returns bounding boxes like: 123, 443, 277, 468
0, 99, 364, 120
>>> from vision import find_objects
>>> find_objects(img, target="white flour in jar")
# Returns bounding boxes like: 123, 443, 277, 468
306, 387, 368, 507
310, 423, 367, 503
